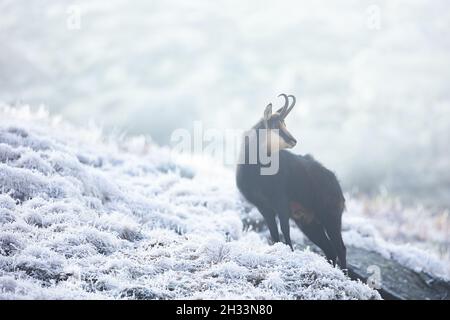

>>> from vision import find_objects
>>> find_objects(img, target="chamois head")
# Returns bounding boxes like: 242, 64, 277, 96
262, 94, 297, 152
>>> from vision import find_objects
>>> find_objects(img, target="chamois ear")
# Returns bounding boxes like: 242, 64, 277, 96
263, 103, 272, 128
264, 103, 272, 120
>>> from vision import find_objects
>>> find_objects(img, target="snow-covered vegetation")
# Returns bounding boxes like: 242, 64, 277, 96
0, 106, 448, 299
344, 196, 449, 278
0, 105, 383, 299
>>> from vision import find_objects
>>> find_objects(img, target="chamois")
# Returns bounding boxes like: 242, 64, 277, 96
236, 94, 347, 269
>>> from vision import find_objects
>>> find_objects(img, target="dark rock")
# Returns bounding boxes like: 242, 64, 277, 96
301, 241, 450, 300
346, 246, 450, 300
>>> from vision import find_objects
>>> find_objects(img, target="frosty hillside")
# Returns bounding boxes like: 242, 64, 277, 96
0, 105, 448, 299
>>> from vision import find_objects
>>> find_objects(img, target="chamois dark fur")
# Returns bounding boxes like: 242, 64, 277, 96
236, 96, 347, 269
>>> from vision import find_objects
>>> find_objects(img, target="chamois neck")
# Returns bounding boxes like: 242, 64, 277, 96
238, 124, 277, 168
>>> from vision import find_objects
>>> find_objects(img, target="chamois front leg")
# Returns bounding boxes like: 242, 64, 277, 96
256, 204, 280, 244
273, 197, 293, 251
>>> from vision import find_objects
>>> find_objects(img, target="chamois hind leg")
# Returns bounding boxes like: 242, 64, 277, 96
323, 213, 347, 270
296, 220, 337, 266
279, 210, 293, 251
256, 204, 280, 244
272, 197, 293, 250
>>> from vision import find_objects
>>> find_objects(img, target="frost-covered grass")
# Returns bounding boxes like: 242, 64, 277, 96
1, 105, 449, 300
0, 105, 381, 300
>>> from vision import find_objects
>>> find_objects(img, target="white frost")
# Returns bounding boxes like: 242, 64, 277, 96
0, 105, 442, 299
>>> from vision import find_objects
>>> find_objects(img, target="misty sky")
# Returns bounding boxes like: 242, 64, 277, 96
1, 0, 449, 206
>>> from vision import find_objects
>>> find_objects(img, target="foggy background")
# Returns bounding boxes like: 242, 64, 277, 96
1, 0, 449, 208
